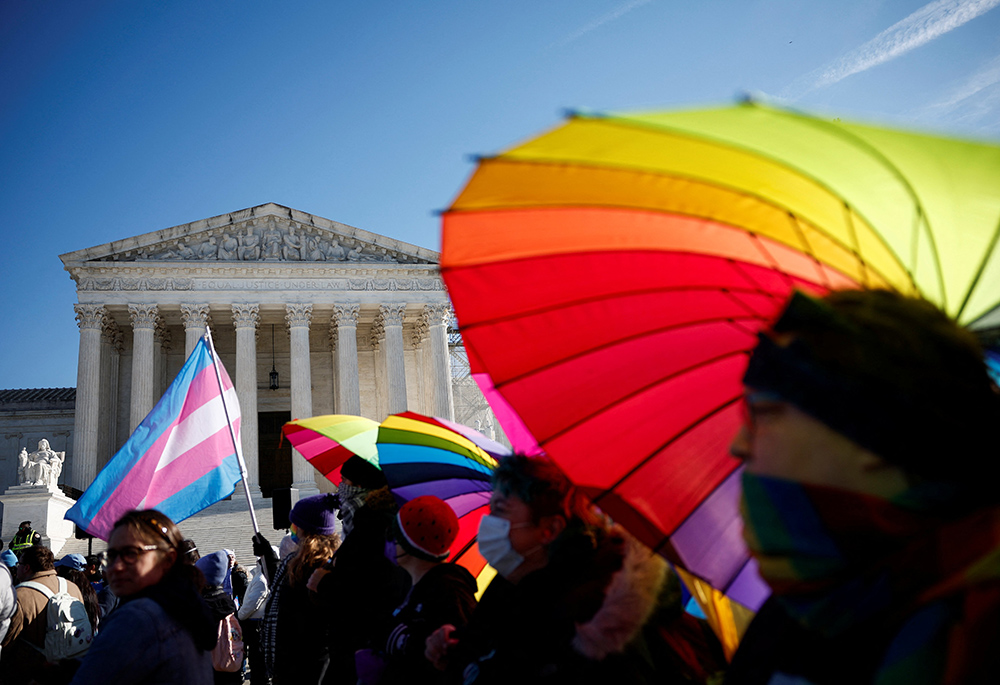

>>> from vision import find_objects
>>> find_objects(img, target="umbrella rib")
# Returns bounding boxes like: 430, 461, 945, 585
956, 215, 1000, 322
489, 314, 763, 393
532, 348, 750, 447
589, 394, 744, 508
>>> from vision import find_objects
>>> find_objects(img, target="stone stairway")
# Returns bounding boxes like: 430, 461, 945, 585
57, 495, 284, 568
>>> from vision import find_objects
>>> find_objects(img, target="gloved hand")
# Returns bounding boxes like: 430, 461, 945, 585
252, 532, 278, 582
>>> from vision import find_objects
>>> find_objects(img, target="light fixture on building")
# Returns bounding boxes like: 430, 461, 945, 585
269, 324, 279, 390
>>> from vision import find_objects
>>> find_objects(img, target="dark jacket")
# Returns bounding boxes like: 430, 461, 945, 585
371, 563, 478, 685
269, 557, 333, 685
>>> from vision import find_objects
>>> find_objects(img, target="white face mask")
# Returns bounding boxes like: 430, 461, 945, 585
477, 514, 537, 579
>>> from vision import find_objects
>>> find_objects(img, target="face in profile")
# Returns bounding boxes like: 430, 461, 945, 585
106, 525, 175, 597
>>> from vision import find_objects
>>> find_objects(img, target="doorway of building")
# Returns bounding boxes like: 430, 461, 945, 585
258, 411, 292, 498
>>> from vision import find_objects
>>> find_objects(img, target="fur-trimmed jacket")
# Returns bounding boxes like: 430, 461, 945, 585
453, 527, 722, 685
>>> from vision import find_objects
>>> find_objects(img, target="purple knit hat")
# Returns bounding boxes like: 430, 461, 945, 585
289, 493, 339, 536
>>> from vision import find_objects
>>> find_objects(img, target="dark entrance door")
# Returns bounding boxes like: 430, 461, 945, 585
258, 411, 292, 498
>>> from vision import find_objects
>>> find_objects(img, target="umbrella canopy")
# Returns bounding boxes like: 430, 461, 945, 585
282, 414, 379, 484
377, 411, 509, 593
440, 100, 1000, 610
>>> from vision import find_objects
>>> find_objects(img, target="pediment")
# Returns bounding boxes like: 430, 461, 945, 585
60, 203, 438, 267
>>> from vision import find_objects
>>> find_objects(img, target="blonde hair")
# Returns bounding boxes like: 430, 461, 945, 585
287, 532, 340, 587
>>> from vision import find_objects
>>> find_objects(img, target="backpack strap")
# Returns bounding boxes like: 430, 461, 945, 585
17, 580, 55, 600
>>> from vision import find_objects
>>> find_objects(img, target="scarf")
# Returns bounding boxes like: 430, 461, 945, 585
337, 481, 368, 536
742, 472, 1000, 682
260, 554, 291, 678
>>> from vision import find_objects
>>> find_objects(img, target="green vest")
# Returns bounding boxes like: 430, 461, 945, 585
11, 528, 35, 552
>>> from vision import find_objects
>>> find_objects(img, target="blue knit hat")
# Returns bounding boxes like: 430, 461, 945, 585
0, 550, 17, 569
289, 493, 340, 536
196, 550, 230, 586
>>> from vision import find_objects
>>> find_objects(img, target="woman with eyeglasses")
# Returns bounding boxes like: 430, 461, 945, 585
70, 509, 217, 685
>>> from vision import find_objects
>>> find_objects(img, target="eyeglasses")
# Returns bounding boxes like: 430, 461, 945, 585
107, 545, 162, 564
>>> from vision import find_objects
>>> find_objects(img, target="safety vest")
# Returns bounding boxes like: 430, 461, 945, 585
11, 528, 36, 552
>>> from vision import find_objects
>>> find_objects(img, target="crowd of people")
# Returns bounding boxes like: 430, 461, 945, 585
0, 288, 998, 684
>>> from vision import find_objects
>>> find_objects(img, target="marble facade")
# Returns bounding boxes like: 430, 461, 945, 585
59, 203, 464, 497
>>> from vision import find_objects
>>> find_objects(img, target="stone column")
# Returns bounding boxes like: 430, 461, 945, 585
411, 315, 430, 414
331, 304, 361, 415
71, 304, 106, 489
378, 303, 408, 415
424, 303, 456, 421
232, 304, 261, 496
129, 304, 159, 432
286, 304, 317, 492
97, 317, 121, 471
154, 318, 171, 397
180, 304, 211, 359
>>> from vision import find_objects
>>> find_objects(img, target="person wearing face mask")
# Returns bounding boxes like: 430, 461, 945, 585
357, 495, 478, 685
426, 454, 685, 685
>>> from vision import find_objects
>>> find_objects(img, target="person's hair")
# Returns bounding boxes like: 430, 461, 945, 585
492, 454, 598, 525
56, 566, 101, 633
759, 289, 1000, 498
19, 545, 54, 574
287, 533, 340, 587
111, 509, 204, 590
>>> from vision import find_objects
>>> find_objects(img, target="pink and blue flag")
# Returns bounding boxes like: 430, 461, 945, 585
67, 336, 244, 540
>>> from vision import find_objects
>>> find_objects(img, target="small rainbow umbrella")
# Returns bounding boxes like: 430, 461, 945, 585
440, 100, 1000, 612
377, 411, 510, 594
281, 414, 380, 484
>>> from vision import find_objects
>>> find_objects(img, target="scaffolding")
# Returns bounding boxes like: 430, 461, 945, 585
448, 321, 511, 450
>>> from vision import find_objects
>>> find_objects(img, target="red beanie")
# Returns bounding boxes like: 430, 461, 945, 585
395, 495, 459, 561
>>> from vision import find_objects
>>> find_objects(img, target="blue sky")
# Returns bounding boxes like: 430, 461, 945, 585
2, 0, 998, 389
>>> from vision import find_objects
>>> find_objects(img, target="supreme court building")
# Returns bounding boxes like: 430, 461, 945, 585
42, 202, 498, 499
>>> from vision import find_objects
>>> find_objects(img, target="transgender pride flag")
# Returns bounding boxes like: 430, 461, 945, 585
67, 335, 244, 540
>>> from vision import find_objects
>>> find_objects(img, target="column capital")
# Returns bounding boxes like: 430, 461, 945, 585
328, 326, 337, 351
180, 303, 212, 330
128, 303, 159, 330
285, 303, 313, 328
154, 319, 172, 351
378, 303, 407, 327
231, 303, 261, 329
100, 316, 119, 345
422, 302, 453, 328
332, 303, 360, 327
412, 315, 429, 346
74, 304, 107, 330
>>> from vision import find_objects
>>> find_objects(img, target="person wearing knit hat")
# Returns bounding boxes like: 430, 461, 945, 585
336, 456, 387, 538
260, 494, 340, 684
1, 550, 18, 569
357, 496, 477, 685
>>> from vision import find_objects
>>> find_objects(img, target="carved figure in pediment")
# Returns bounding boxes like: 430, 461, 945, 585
323, 240, 347, 261
238, 227, 261, 261
304, 235, 325, 261
177, 242, 196, 260
262, 224, 283, 259
282, 231, 302, 260
218, 233, 238, 260
198, 237, 218, 260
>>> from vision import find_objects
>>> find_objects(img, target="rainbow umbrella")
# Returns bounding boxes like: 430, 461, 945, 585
440, 100, 1000, 611
282, 414, 380, 484
377, 411, 510, 594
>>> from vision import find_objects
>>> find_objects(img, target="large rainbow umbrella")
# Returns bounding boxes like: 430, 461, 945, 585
377, 411, 510, 594
440, 100, 1000, 610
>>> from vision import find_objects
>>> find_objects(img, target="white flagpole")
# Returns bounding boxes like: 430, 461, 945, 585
205, 326, 261, 536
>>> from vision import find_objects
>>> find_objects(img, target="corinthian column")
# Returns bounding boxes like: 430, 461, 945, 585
180, 303, 211, 358
286, 303, 317, 492
97, 317, 121, 471
72, 304, 106, 489
232, 304, 260, 495
424, 303, 456, 420
378, 303, 408, 415
331, 304, 361, 415
129, 304, 159, 432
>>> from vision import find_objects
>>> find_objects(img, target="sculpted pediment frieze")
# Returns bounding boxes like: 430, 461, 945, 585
88, 214, 434, 266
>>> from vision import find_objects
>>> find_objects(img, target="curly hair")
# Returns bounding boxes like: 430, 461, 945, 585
287, 532, 340, 587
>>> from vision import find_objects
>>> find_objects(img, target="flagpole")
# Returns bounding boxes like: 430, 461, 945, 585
205, 326, 261, 536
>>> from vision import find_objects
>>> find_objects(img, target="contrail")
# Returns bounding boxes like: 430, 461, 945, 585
783, 0, 1000, 99
555, 0, 654, 48
915, 54, 1000, 132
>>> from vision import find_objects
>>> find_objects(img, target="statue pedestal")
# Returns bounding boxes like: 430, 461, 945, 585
0, 485, 77, 556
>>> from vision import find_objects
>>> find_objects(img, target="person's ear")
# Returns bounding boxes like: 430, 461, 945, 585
538, 515, 567, 544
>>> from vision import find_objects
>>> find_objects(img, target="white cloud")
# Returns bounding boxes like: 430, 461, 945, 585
915, 54, 1000, 133
554, 0, 654, 48
783, 0, 1000, 99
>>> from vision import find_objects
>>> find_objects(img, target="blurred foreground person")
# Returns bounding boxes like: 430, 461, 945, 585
427, 454, 707, 684
358, 495, 478, 685
197, 550, 244, 683
727, 290, 1000, 685
70, 510, 216, 685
